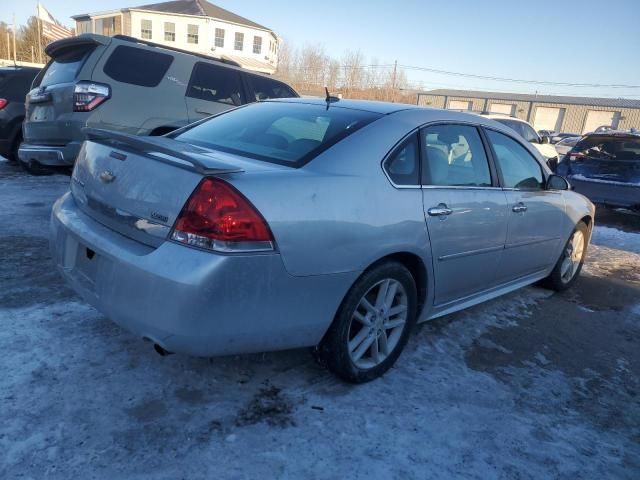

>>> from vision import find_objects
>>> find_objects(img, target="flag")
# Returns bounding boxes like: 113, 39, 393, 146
37, 3, 72, 41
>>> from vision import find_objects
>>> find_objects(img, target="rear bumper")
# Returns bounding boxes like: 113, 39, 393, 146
568, 176, 640, 209
50, 192, 354, 356
18, 142, 82, 167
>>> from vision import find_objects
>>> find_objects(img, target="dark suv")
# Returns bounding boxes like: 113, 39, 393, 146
0, 66, 40, 161
19, 34, 297, 170
557, 130, 640, 209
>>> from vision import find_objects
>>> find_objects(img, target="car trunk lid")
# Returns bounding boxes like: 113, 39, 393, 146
71, 130, 247, 247
570, 135, 640, 184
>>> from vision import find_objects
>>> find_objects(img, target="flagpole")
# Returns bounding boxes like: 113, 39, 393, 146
12, 14, 17, 64
36, 2, 43, 63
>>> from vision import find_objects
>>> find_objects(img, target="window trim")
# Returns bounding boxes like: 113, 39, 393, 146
164, 22, 175, 42
140, 19, 152, 40
187, 24, 199, 44
481, 126, 548, 191
214, 28, 225, 48
253, 35, 262, 54
234, 32, 244, 51
419, 121, 500, 189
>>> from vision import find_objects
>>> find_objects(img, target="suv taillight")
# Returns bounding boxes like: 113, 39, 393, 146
568, 152, 585, 162
73, 81, 110, 112
171, 177, 274, 253
0, 98, 7, 110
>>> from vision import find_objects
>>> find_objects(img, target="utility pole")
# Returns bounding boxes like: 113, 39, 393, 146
36, 2, 43, 63
12, 14, 17, 64
6, 31, 9, 60
391, 60, 398, 103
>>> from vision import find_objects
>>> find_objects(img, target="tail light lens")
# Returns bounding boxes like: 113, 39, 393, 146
74, 81, 110, 112
0, 98, 7, 110
171, 177, 274, 253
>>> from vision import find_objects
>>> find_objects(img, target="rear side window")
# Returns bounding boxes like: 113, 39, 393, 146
248, 75, 297, 101
486, 130, 544, 189
384, 134, 419, 186
421, 124, 492, 187
186, 62, 245, 106
495, 119, 538, 143
0, 71, 38, 100
39, 46, 94, 87
574, 135, 640, 161
103, 45, 173, 87
173, 101, 382, 167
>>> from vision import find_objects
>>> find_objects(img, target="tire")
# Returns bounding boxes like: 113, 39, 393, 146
541, 221, 589, 292
7, 131, 22, 163
316, 261, 418, 383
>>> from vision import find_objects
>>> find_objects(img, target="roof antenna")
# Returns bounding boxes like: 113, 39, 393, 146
324, 86, 339, 109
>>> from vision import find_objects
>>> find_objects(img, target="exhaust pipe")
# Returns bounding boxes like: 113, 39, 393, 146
153, 343, 174, 357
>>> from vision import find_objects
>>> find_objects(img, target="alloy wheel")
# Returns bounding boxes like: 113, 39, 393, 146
560, 230, 585, 283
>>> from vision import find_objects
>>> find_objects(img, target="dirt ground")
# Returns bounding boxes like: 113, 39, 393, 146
1, 160, 638, 479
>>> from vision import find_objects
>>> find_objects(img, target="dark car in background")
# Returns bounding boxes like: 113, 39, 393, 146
0, 66, 40, 161
557, 131, 640, 210
19, 34, 298, 171
551, 132, 580, 144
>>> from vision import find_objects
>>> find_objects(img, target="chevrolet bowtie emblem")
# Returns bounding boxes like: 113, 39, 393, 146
99, 170, 116, 183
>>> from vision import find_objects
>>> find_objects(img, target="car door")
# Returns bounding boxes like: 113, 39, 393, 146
184, 62, 246, 122
484, 128, 564, 283
420, 123, 510, 306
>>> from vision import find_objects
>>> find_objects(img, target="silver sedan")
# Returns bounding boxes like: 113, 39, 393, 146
50, 99, 594, 382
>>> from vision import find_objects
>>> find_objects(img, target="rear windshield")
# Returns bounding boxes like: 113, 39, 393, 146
103, 45, 173, 87
173, 102, 383, 167
39, 46, 94, 87
575, 135, 640, 160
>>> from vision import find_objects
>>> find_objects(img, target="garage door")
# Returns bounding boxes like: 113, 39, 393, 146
489, 103, 515, 115
448, 100, 472, 111
533, 106, 564, 132
583, 110, 619, 133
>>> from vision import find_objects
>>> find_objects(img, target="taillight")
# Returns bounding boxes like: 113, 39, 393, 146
568, 152, 585, 162
0, 98, 7, 110
73, 81, 110, 112
171, 177, 274, 253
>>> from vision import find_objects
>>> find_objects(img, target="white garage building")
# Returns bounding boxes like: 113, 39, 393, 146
417, 89, 640, 134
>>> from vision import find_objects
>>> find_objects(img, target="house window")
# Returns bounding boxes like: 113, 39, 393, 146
164, 22, 175, 41
215, 28, 225, 48
141, 19, 152, 39
234, 32, 244, 51
187, 24, 199, 44
253, 36, 262, 54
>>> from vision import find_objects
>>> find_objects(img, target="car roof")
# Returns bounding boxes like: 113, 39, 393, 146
266, 97, 422, 114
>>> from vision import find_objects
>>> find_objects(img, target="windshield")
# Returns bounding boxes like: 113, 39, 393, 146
575, 135, 640, 161
173, 102, 383, 167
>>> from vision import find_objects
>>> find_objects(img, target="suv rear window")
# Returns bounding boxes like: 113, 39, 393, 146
39, 46, 94, 87
103, 45, 173, 87
575, 135, 640, 160
173, 101, 382, 167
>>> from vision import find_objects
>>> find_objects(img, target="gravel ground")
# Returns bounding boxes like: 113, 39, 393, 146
1, 159, 638, 479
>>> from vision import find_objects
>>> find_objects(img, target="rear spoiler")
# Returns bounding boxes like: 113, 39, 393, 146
45, 34, 110, 58
82, 128, 244, 175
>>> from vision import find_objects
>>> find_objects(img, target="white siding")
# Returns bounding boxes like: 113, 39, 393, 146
448, 100, 472, 110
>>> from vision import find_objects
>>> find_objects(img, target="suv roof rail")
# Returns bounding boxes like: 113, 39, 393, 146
113, 35, 245, 70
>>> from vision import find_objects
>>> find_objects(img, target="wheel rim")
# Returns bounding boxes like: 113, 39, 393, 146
560, 230, 585, 283
347, 278, 408, 370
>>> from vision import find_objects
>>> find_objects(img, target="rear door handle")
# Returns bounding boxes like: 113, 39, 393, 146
428, 204, 453, 217
512, 202, 527, 213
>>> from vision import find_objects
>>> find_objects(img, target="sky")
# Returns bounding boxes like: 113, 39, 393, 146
3, 0, 640, 98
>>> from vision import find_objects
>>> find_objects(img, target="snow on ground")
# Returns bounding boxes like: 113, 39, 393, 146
1, 160, 639, 479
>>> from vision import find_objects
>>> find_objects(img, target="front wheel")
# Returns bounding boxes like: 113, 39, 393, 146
316, 261, 418, 383
542, 221, 589, 291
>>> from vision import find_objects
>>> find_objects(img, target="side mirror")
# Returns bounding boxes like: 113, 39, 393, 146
540, 135, 550, 144
547, 174, 570, 191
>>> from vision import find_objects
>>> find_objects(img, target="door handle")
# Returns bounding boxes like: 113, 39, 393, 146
512, 202, 527, 213
428, 204, 453, 217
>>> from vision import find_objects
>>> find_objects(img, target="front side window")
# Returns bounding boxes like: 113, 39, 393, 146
215, 28, 225, 48
486, 130, 544, 189
249, 75, 296, 101
103, 45, 173, 87
141, 19, 152, 39
384, 133, 419, 185
173, 102, 382, 167
421, 124, 492, 187
234, 32, 244, 51
187, 24, 199, 44
186, 62, 244, 105
253, 36, 262, 54
164, 22, 175, 42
